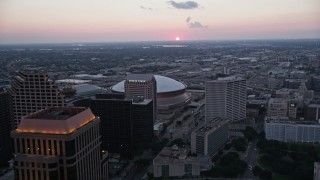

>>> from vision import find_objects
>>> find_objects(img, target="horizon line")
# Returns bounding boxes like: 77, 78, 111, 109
0, 38, 320, 46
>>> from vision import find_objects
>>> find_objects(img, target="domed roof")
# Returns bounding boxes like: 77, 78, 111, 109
111, 75, 186, 93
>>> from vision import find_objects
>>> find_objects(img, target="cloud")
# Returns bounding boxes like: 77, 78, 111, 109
186, 16, 191, 23
140, 5, 153, 10
189, 21, 208, 28
168, 1, 198, 9
186, 17, 208, 28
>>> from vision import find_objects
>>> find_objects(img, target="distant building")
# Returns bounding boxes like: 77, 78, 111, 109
267, 98, 289, 117
264, 116, 320, 143
312, 76, 320, 92
8, 70, 64, 128
124, 74, 157, 122
72, 84, 102, 97
283, 79, 305, 89
191, 117, 229, 156
153, 146, 200, 178
305, 104, 320, 122
0, 90, 13, 167
11, 107, 108, 180
111, 75, 191, 112
268, 76, 283, 90
205, 76, 246, 122
288, 100, 297, 119
290, 70, 306, 79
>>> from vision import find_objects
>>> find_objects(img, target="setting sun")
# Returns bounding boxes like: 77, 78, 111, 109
175, 37, 180, 41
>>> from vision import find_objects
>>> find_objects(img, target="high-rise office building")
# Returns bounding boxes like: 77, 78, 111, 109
132, 98, 154, 147
0, 89, 13, 167
75, 93, 154, 159
89, 93, 134, 159
124, 74, 157, 122
11, 107, 108, 180
205, 76, 246, 122
9, 70, 64, 128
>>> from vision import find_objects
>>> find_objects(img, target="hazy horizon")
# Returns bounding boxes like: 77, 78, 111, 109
1, 0, 320, 44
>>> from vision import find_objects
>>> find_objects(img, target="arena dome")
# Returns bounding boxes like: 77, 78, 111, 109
111, 75, 190, 111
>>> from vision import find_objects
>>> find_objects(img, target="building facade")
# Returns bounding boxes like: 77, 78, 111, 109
305, 104, 320, 121
132, 98, 154, 147
153, 147, 200, 178
205, 76, 246, 122
0, 90, 13, 167
124, 74, 157, 122
9, 70, 64, 128
75, 93, 154, 159
191, 118, 229, 156
265, 116, 320, 143
86, 94, 134, 159
11, 107, 107, 180
267, 98, 289, 117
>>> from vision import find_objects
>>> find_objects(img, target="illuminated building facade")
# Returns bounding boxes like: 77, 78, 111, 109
9, 70, 64, 128
11, 107, 108, 180
0, 89, 13, 167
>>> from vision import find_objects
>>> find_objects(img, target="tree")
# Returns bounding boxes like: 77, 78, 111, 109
252, 166, 262, 176
176, 120, 182, 126
231, 138, 248, 152
259, 169, 272, 180
243, 126, 258, 141
134, 159, 150, 168
290, 166, 313, 180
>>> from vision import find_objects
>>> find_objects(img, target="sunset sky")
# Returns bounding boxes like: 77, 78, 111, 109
0, 0, 319, 44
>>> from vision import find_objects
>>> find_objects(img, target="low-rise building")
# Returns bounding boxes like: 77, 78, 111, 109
305, 104, 320, 122
153, 146, 200, 178
267, 98, 288, 117
265, 116, 320, 143
191, 117, 229, 156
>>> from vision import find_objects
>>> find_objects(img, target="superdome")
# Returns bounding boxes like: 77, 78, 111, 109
111, 75, 190, 111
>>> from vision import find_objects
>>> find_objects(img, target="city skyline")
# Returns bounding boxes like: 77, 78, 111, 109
1, 0, 320, 44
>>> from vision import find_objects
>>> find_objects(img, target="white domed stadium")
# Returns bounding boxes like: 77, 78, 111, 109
111, 75, 191, 111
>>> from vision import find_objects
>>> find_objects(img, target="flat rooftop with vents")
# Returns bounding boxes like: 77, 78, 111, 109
15, 107, 96, 134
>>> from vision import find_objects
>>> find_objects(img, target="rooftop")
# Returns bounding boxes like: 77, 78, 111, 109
265, 116, 318, 125
16, 107, 96, 135
72, 84, 102, 95
269, 98, 288, 104
309, 104, 320, 108
217, 76, 244, 81
19, 69, 47, 75
153, 146, 198, 164
126, 74, 154, 81
112, 75, 186, 93
196, 117, 227, 134
132, 98, 153, 105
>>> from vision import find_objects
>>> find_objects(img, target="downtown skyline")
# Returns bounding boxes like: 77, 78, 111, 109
1, 0, 320, 44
